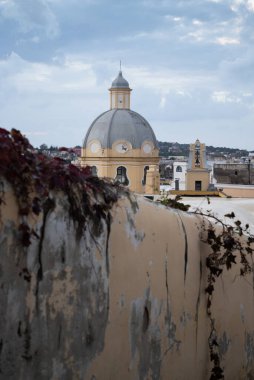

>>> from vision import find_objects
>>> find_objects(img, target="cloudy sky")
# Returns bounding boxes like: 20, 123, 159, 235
0, 0, 253, 149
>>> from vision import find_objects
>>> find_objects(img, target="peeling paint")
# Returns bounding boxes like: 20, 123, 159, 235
218, 331, 230, 357
245, 331, 254, 369
1, 180, 254, 379
125, 208, 145, 249
179, 311, 192, 328
240, 303, 245, 324
47, 268, 77, 320
119, 294, 125, 309
164, 254, 181, 353
165, 310, 181, 352
0, 189, 111, 379
129, 293, 162, 380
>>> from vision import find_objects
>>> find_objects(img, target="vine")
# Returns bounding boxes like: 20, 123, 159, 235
1, 130, 254, 377
196, 208, 253, 379
160, 194, 254, 379
160, 194, 190, 211
0, 128, 124, 247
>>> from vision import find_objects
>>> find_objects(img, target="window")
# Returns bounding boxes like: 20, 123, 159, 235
176, 166, 182, 172
195, 181, 202, 191
91, 166, 98, 176
142, 166, 149, 186
115, 166, 129, 186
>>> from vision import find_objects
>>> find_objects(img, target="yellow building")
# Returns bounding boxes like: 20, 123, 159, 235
81, 70, 160, 194
186, 139, 211, 191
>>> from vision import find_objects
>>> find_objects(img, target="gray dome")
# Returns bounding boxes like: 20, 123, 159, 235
83, 109, 158, 149
111, 71, 129, 89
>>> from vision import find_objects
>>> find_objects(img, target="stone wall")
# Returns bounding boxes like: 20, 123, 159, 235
1, 179, 254, 379
214, 163, 254, 184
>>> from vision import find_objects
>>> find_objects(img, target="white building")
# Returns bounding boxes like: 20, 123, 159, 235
173, 161, 187, 190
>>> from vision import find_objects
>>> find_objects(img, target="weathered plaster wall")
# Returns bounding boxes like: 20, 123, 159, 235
214, 163, 254, 185
221, 186, 254, 198
0, 180, 254, 380
0, 181, 111, 379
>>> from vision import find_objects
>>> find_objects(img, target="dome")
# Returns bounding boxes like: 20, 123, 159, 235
111, 71, 130, 89
83, 109, 158, 149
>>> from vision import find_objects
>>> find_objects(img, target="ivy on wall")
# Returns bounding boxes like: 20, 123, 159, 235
0, 128, 124, 247
161, 195, 254, 380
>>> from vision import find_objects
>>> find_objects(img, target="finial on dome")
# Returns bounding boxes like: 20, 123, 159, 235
110, 68, 130, 89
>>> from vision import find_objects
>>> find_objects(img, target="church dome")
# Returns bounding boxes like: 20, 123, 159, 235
111, 71, 129, 89
83, 109, 158, 150
81, 70, 160, 194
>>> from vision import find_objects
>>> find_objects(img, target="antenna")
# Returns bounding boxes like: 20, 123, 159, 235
120, 60, 122, 71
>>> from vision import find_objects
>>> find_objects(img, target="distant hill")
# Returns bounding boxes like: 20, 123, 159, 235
158, 141, 249, 159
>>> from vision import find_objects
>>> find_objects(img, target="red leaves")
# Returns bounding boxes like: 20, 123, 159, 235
32, 197, 41, 215
0, 128, 10, 135
18, 223, 31, 247
0, 128, 121, 247
11, 128, 29, 145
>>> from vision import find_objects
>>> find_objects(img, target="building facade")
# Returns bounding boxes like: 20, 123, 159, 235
173, 161, 187, 190
213, 162, 253, 185
186, 139, 211, 191
81, 71, 160, 194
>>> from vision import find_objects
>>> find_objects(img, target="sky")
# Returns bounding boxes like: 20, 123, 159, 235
0, 0, 254, 150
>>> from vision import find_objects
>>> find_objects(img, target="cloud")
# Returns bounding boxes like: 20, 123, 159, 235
0, 0, 254, 149
0, 52, 97, 95
206, 0, 224, 3
181, 15, 243, 45
164, 15, 183, 22
119, 30, 171, 42
1, 51, 253, 150
159, 96, 166, 108
120, 3, 243, 49
0, 0, 59, 38
231, 0, 254, 12
211, 91, 241, 103
126, 65, 216, 95
192, 19, 203, 25
215, 36, 240, 44
0, 52, 103, 146
218, 48, 254, 90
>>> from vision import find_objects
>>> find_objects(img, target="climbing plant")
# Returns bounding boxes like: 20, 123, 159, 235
1, 129, 253, 379
160, 194, 254, 379
160, 194, 190, 211
195, 208, 253, 379
0, 128, 124, 246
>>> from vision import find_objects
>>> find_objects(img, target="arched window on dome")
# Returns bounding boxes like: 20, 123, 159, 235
91, 166, 98, 177
142, 166, 149, 186
176, 166, 182, 173
115, 166, 129, 186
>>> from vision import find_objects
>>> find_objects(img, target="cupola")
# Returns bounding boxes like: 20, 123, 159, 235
109, 71, 132, 110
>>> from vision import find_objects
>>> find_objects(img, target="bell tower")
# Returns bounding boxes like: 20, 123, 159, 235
186, 139, 211, 191
109, 70, 132, 110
